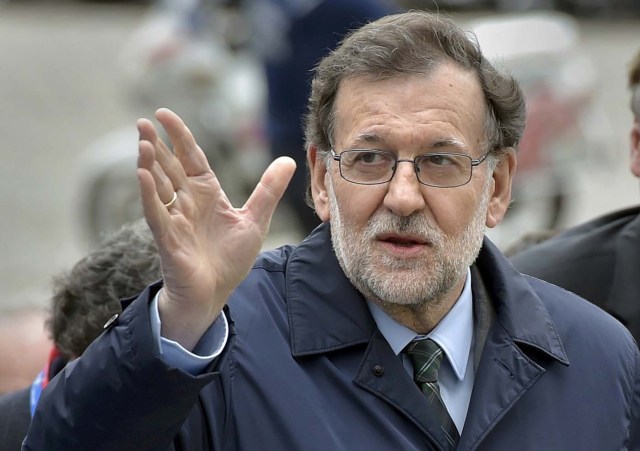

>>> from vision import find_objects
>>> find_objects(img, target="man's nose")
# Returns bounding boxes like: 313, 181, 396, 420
382, 161, 426, 217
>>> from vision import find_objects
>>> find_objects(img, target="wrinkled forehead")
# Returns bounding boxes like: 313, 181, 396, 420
332, 66, 487, 149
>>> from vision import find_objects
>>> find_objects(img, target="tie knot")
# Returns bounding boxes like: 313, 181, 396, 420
405, 338, 443, 384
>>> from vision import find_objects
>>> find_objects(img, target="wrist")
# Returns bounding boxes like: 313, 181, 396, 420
157, 289, 224, 351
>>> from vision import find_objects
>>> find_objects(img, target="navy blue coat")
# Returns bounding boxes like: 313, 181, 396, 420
25, 224, 640, 450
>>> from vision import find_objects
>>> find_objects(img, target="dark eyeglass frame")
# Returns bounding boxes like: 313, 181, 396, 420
330, 149, 490, 188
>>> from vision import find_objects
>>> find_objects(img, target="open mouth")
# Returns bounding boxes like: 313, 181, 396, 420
376, 233, 429, 247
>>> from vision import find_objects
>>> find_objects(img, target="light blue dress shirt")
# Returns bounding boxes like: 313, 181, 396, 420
150, 268, 474, 432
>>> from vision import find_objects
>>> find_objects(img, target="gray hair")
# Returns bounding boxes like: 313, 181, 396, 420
303, 11, 526, 204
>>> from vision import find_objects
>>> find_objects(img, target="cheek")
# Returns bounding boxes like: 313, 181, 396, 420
426, 189, 479, 234
332, 183, 386, 226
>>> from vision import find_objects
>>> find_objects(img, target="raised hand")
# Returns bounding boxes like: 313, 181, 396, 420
137, 108, 296, 350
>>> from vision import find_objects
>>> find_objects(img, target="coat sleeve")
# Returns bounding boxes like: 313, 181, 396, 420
22, 282, 232, 451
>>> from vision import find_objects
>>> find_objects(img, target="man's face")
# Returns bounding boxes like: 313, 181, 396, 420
310, 63, 514, 307
327, 168, 491, 307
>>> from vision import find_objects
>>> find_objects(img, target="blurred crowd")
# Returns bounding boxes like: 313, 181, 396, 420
68, 0, 626, 249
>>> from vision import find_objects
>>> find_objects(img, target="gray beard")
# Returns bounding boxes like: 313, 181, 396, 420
328, 179, 489, 307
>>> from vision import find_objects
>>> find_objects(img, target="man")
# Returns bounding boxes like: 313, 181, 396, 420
25, 12, 640, 450
0, 220, 160, 450
511, 50, 640, 342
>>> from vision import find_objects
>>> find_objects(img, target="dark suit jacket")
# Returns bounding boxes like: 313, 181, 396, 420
0, 387, 30, 450
511, 205, 640, 342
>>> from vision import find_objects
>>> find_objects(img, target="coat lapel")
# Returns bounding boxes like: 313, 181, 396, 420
459, 239, 570, 450
354, 329, 453, 450
458, 322, 547, 450
286, 223, 374, 357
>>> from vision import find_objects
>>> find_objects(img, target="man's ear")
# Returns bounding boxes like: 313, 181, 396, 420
486, 148, 517, 229
308, 144, 330, 222
630, 120, 640, 177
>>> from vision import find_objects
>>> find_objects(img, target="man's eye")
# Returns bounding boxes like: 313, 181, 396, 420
357, 152, 381, 163
424, 154, 454, 166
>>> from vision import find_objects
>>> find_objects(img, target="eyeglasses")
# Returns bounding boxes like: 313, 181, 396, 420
331, 149, 489, 188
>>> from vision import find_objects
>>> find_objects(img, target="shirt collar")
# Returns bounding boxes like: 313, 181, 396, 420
367, 268, 473, 381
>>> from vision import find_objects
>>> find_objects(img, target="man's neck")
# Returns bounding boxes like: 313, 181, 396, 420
372, 277, 467, 334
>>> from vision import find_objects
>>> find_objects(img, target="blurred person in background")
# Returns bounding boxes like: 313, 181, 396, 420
25, 11, 639, 450
511, 49, 640, 342
0, 219, 160, 450
0, 309, 50, 396
245, 0, 400, 234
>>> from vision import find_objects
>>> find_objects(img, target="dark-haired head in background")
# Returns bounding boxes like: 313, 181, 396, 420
0, 219, 160, 450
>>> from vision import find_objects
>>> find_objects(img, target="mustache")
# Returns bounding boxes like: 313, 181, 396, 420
364, 211, 444, 245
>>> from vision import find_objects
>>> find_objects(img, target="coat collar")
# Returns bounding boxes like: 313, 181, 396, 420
474, 238, 569, 365
286, 223, 376, 357
285, 222, 568, 366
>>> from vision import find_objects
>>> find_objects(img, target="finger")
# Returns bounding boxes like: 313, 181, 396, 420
138, 118, 189, 193
137, 135, 155, 173
137, 118, 158, 143
138, 141, 176, 204
137, 138, 174, 205
153, 139, 189, 192
244, 157, 296, 229
155, 108, 211, 176
137, 164, 170, 238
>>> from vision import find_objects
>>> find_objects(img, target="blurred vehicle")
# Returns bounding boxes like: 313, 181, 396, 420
75, 0, 270, 246
469, 12, 616, 248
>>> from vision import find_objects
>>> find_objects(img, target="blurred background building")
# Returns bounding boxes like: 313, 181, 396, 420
0, 0, 638, 317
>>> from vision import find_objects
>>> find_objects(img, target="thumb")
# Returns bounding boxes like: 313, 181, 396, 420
244, 156, 296, 227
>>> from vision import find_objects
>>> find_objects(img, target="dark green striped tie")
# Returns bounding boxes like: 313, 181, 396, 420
405, 338, 460, 450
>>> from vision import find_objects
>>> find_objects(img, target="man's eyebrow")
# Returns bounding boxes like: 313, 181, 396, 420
349, 134, 468, 151
429, 138, 467, 150
352, 132, 383, 145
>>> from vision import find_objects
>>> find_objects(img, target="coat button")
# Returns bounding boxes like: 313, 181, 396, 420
103, 313, 119, 330
372, 364, 384, 377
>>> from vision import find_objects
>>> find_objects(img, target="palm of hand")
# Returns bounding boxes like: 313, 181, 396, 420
137, 108, 295, 348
